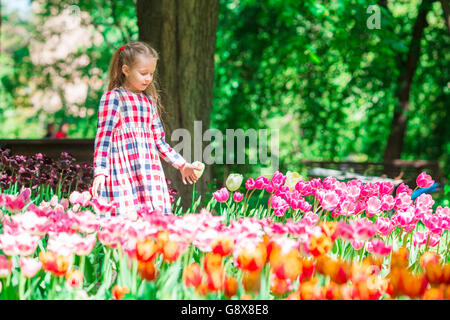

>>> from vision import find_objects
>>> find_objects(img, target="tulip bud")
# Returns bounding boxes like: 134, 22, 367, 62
191, 161, 205, 179
226, 174, 243, 192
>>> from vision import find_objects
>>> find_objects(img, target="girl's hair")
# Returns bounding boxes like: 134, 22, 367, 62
107, 41, 164, 116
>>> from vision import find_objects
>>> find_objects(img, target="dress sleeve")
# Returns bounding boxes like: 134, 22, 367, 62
151, 104, 187, 170
93, 90, 120, 178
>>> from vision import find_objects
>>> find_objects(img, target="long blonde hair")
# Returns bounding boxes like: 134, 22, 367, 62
107, 41, 164, 116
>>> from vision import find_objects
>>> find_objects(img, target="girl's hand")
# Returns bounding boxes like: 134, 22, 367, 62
180, 162, 202, 184
92, 174, 106, 197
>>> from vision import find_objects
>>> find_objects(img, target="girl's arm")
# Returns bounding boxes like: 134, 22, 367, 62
93, 91, 120, 178
151, 109, 187, 170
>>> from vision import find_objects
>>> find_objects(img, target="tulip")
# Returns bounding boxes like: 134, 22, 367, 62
211, 237, 234, 257
245, 178, 256, 190
366, 238, 392, 257
183, 263, 202, 287
65, 269, 83, 289
366, 196, 381, 217
112, 285, 129, 300
19, 257, 42, 278
320, 190, 340, 211
191, 161, 205, 179
138, 261, 157, 282
233, 192, 244, 203
284, 171, 302, 191
212, 187, 229, 203
136, 238, 160, 262
226, 174, 243, 192
416, 172, 434, 189
0, 255, 12, 278
224, 276, 238, 298
242, 270, 261, 293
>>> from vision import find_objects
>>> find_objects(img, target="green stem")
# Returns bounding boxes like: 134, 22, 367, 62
190, 182, 196, 213
18, 273, 26, 300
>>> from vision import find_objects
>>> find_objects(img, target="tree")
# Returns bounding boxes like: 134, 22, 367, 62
136, 0, 220, 211
383, 0, 433, 164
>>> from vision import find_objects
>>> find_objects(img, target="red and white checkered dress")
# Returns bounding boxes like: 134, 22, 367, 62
93, 87, 186, 216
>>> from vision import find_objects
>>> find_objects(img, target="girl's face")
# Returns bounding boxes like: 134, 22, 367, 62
122, 54, 156, 93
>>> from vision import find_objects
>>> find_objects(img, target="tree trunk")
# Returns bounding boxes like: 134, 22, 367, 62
383, 0, 432, 168
136, 0, 219, 212
440, 0, 450, 32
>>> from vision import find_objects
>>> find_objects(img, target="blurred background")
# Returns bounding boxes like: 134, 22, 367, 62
0, 0, 449, 208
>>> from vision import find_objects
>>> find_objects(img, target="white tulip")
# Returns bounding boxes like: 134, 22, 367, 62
226, 173, 243, 192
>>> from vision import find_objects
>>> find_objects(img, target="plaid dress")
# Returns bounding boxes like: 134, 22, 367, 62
93, 87, 186, 216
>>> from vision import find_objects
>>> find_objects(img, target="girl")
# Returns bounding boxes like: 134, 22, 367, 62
92, 41, 200, 217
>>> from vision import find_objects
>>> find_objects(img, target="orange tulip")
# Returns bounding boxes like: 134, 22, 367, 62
206, 268, 225, 292
299, 278, 321, 300
323, 281, 340, 300
203, 253, 223, 274
224, 276, 238, 298
138, 260, 157, 282
112, 285, 129, 300
39, 251, 70, 277
320, 221, 338, 241
301, 257, 316, 280
235, 243, 267, 272
390, 247, 409, 269
183, 262, 203, 288
270, 275, 293, 297
136, 238, 160, 262
420, 251, 440, 269
65, 269, 83, 288
309, 234, 333, 257
269, 245, 302, 281
242, 270, 261, 294
211, 237, 234, 257
422, 286, 444, 300
162, 240, 181, 262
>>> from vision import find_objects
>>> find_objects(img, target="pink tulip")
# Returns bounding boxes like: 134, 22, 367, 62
271, 171, 287, 190
245, 178, 256, 190
414, 193, 434, 211
366, 238, 391, 256
351, 239, 365, 250
413, 231, 428, 246
233, 192, 244, 203
416, 172, 434, 189
11, 211, 52, 237
360, 182, 377, 198
270, 195, 287, 209
302, 212, 318, 226
0, 255, 12, 278
274, 203, 290, 217
295, 181, 313, 196
346, 185, 361, 202
213, 187, 230, 203
90, 197, 119, 216
19, 257, 42, 278
0, 232, 40, 256
335, 221, 354, 241
322, 176, 338, 190
395, 207, 415, 226
375, 217, 393, 236
320, 190, 340, 211
366, 196, 381, 217
254, 176, 270, 190
380, 194, 395, 211
378, 181, 394, 196
265, 182, 275, 193
394, 192, 413, 210
1, 187, 31, 214
422, 213, 443, 235
352, 218, 376, 240
396, 183, 413, 196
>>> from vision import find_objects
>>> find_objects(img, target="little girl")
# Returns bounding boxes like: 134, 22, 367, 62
92, 41, 200, 217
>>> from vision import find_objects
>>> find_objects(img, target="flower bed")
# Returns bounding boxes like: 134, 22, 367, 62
0, 164, 449, 299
